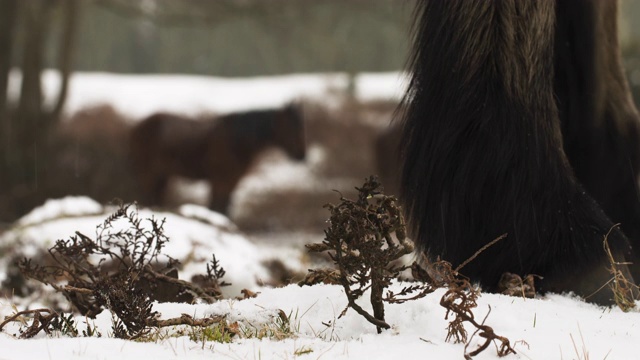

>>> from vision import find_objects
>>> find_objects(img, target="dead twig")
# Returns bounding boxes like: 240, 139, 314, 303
455, 234, 508, 273
0, 308, 58, 339
152, 314, 225, 327
599, 224, 637, 311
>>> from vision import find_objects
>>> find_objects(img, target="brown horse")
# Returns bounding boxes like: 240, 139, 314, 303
129, 104, 306, 214
374, 122, 402, 198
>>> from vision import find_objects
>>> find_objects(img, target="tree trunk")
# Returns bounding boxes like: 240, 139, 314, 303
0, 0, 81, 221
0, 0, 18, 171
51, 0, 79, 122
13, 1, 52, 186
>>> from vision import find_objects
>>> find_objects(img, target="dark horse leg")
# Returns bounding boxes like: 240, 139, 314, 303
137, 173, 168, 207
400, 0, 638, 304
555, 0, 640, 283
209, 189, 231, 215
209, 180, 236, 215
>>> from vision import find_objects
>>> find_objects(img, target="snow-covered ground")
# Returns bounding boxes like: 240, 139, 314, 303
7, 70, 407, 121
0, 197, 302, 299
1, 195, 639, 360
1, 71, 640, 359
2, 285, 639, 360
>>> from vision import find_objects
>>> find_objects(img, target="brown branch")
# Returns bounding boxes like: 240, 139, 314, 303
61, 284, 94, 295
440, 292, 516, 359
455, 233, 508, 273
143, 265, 219, 303
338, 274, 390, 331
152, 313, 225, 328
0, 308, 57, 333
595, 224, 638, 311
343, 298, 391, 330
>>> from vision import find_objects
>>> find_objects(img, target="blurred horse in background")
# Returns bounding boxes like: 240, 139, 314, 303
129, 104, 306, 214
374, 121, 402, 198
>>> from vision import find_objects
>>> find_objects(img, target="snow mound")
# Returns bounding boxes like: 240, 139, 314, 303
1, 197, 305, 297
17, 196, 103, 227
178, 204, 237, 231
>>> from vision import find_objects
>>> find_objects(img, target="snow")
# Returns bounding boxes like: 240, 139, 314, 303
0, 198, 281, 297
1, 280, 639, 359
7, 70, 408, 121
1, 71, 640, 359
177, 204, 237, 232
16, 196, 104, 227
2, 197, 639, 360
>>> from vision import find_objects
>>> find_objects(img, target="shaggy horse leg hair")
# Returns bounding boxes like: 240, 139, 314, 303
400, 0, 640, 304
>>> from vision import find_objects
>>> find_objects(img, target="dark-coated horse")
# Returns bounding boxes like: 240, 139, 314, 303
129, 104, 306, 214
400, 0, 640, 304
375, 122, 402, 197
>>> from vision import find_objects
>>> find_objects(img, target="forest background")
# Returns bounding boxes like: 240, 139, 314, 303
1, 0, 640, 224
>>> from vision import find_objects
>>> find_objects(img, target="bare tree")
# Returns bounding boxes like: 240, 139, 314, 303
0, 0, 80, 219
0, 0, 18, 166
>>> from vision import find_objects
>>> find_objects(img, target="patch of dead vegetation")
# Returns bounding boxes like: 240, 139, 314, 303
301, 176, 517, 359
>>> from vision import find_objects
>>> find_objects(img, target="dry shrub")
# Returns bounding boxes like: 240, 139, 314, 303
17, 203, 228, 339
302, 176, 416, 333
302, 176, 516, 358
600, 225, 638, 311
